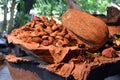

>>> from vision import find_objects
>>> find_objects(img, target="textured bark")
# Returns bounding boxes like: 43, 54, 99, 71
2, 0, 8, 30
8, 0, 16, 31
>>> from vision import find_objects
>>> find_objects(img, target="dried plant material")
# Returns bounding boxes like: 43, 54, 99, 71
45, 62, 74, 78
5, 54, 29, 63
44, 57, 120, 80
62, 9, 109, 52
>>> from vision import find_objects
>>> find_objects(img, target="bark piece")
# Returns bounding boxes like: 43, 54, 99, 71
45, 57, 120, 80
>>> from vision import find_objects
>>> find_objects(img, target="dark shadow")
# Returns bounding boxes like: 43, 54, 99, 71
8, 62, 65, 80
87, 61, 120, 80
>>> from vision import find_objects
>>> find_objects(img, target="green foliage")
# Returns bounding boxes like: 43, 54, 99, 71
14, 12, 31, 27
33, 0, 120, 15
33, 0, 67, 17
76, 0, 113, 14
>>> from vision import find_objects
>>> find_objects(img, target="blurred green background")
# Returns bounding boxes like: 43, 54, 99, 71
0, 0, 120, 32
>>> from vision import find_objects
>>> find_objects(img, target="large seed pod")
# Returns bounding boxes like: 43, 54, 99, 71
61, 9, 109, 52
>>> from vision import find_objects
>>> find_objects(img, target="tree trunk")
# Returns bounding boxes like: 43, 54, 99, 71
66, 0, 80, 10
2, 0, 8, 31
8, 0, 16, 31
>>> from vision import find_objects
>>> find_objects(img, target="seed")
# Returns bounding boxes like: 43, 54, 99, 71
32, 16, 41, 21
42, 40, 49, 46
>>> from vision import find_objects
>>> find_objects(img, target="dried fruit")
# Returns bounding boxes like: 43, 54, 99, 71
32, 16, 41, 21
42, 40, 49, 46
102, 47, 118, 58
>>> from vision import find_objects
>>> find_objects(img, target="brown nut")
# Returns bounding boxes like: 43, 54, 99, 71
50, 19, 56, 26
64, 34, 71, 39
32, 37, 42, 43
50, 31, 58, 37
52, 24, 59, 31
63, 38, 69, 46
42, 35, 48, 40
45, 26, 53, 34
42, 40, 49, 46
34, 23, 44, 32
55, 35, 63, 40
102, 47, 117, 58
55, 39, 64, 47
32, 16, 41, 21
48, 36, 54, 44
57, 27, 67, 36
38, 32, 47, 36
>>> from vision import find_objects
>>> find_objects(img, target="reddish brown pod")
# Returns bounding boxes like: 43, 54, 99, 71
62, 9, 109, 52
32, 16, 41, 21
102, 47, 118, 58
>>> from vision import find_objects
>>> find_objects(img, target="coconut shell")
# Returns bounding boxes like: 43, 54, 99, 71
61, 9, 109, 52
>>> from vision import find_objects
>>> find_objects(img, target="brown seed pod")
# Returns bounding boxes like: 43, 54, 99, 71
52, 24, 59, 31
32, 37, 42, 43
55, 39, 64, 47
32, 16, 41, 21
45, 26, 53, 34
55, 35, 63, 40
63, 38, 69, 46
50, 31, 58, 37
48, 36, 54, 44
42, 40, 49, 46
42, 35, 48, 40
50, 19, 56, 26
34, 23, 44, 32
57, 27, 67, 37
62, 9, 109, 52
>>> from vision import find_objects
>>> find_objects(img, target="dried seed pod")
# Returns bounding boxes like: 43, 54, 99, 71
50, 31, 58, 37
50, 19, 56, 26
25, 22, 32, 26
45, 26, 53, 34
62, 9, 109, 52
63, 38, 69, 46
42, 35, 48, 40
40, 16, 49, 22
48, 36, 54, 44
55, 35, 63, 40
32, 37, 42, 43
102, 47, 117, 58
38, 32, 47, 36
64, 33, 71, 39
30, 21, 35, 28
32, 16, 41, 21
30, 31, 39, 37
52, 24, 59, 31
42, 40, 49, 46
57, 27, 67, 36
55, 39, 64, 47
34, 23, 44, 32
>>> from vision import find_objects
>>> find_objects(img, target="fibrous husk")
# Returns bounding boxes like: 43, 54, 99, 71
61, 9, 109, 52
